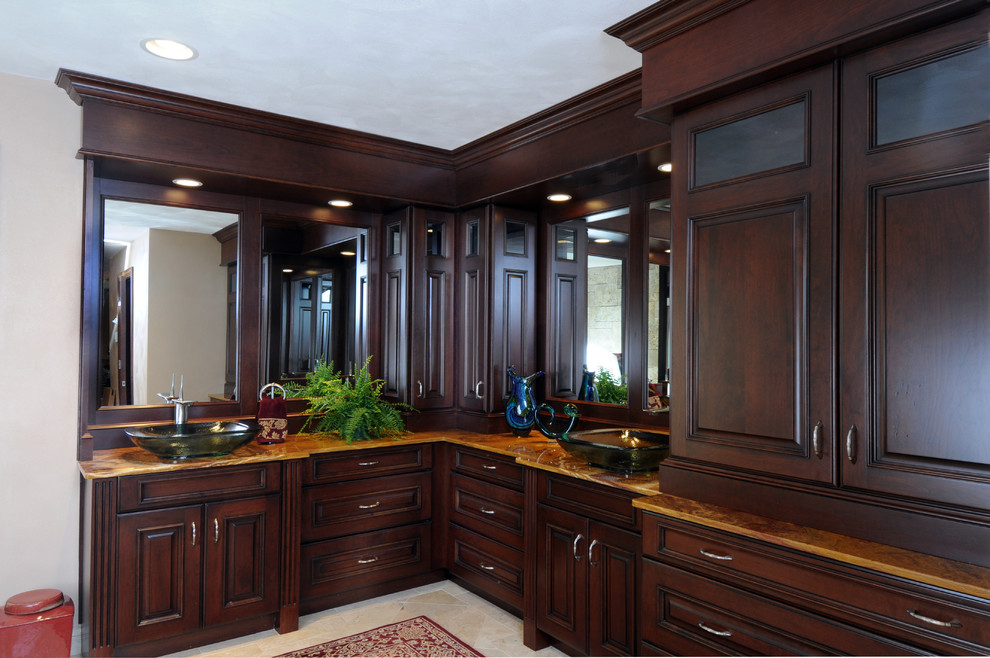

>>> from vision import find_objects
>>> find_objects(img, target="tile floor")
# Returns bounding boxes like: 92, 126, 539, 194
144, 580, 567, 657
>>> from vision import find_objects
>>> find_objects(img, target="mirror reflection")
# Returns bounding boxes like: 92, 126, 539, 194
101, 200, 239, 406
260, 217, 369, 385
646, 199, 671, 411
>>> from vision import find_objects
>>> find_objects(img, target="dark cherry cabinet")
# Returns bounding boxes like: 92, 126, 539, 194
456, 205, 537, 422
534, 473, 641, 656
665, 12, 990, 563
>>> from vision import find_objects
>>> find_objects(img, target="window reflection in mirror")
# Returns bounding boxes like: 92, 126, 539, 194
551, 207, 629, 406
646, 199, 671, 411
101, 200, 239, 406
260, 218, 368, 386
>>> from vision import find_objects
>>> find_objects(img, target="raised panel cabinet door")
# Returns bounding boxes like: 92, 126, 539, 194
457, 208, 490, 412
411, 207, 455, 409
536, 503, 588, 654
839, 14, 990, 509
671, 64, 834, 484
203, 496, 280, 626
116, 506, 202, 646
588, 520, 640, 656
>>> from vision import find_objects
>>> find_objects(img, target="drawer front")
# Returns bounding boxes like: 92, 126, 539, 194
450, 473, 524, 550
645, 515, 990, 652
118, 462, 281, 512
303, 444, 431, 484
302, 471, 431, 541
301, 522, 431, 599
540, 472, 640, 530
643, 559, 922, 656
449, 524, 524, 612
452, 447, 524, 489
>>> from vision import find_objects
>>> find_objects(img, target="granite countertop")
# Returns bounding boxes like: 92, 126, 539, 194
77, 429, 661, 496
635, 492, 990, 601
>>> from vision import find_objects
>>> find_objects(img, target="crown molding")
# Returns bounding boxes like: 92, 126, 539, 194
605, 0, 750, 52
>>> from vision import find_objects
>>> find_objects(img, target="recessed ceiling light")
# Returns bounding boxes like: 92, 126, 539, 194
340, 251, 356, 257
665, 248, 671, 254
547, 193, 572, 202
658, 163, 673, 173
172, 177, 203, 188
594, 238, 612, 244
142, 39, 197, 61
329, 199, 353, 208
282, 268, 294, 273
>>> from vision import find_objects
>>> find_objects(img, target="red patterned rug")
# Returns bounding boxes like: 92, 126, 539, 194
275, 616, 484, 657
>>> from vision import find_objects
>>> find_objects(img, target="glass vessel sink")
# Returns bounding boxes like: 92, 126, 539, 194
125, 420, 260, 459
556, 428, 670, 472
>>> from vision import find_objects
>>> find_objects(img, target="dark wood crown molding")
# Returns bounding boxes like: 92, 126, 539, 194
605, 0, 751, 52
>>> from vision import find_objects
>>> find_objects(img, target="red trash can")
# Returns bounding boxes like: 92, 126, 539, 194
0, 589, 74, 658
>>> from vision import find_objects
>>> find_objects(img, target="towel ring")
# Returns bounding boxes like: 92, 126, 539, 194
259, 382, 287, 399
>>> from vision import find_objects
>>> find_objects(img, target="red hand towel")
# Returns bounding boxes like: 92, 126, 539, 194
257, 395, 287, 444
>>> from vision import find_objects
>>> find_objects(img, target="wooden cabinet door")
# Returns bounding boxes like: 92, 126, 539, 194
671, 64, 835, 484
457, 206, 491, 413
411, 207, 455, 409
838, 15, 990, 509
536, 503, 588, 653
116, 506, 202, 646
204, 496, 281, 626
588, 520, 639, 656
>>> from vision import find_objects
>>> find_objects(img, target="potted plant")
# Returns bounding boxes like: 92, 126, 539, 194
286, 357, 411, 443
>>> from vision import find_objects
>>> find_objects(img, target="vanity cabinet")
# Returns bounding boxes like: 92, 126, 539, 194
447, 446, 526, 612
456, 205, 538, 425
534, 472, 641, 656
85, 462, 283, 655
666, 11, 990, 563
298, 444, 435, 612
640, 513, 990, 656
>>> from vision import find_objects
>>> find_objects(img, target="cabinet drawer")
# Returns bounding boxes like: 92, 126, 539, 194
301, 522, 431, 599
452, 447, 524, 489
449, 524, 524, 612
643, 559, 922, 656
118, 463, 281, 512
540, 473, 640, 531
450, 473, 524, 550
303, 444, 431, 484
301, 471, 431, 541
645, 515, 990, 653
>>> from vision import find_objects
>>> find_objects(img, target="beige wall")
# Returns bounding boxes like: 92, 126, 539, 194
0, 72, 82, 607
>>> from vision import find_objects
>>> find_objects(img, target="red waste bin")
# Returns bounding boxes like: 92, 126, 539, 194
0, 589, 74, 658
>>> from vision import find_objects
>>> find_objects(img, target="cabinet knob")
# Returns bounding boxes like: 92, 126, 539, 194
906, 609, 962, 628
812, 421, 824, 459
572, 534, 584, 561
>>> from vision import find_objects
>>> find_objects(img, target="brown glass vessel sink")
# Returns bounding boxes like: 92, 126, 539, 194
125, 421, 260, 459
556, 428, 670, 472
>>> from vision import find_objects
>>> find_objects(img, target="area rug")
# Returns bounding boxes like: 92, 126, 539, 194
275, 616, 484, 657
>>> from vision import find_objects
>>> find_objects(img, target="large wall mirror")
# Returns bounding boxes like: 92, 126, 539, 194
646, 198, 671, 412
102, 200, 239, 406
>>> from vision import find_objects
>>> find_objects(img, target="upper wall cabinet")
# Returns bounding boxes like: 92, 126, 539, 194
665, 12, 989, 565
456, 205, 537, 419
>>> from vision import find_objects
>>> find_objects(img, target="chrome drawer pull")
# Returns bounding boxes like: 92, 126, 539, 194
812, 421, 824, 459
573, 534, 584, 561
699, 548, 733, 561
698, 621, 733, 637
846, 425, 857, 463
214, 518, 220, 543
906, 609, 962, 628
588, 539, 599, 566
479, 507, 496, 515
357, 556, 378, 565
358, 501, 381, 509
358, 460, 379, 466
191, 521, 197, 546
482, 464, 497, 470
479, 562, 496, 571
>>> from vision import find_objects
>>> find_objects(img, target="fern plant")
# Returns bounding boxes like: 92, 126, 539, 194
595, 368, 628, 405
285, 357, 412, 444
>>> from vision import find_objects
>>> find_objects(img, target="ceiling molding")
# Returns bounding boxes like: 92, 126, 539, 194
605, 0, 750, 52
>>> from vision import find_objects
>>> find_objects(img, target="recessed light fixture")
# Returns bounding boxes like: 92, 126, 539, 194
329, 199, 353, 208
172, 177, 203, 188
282, 268, 294, 273
340, 251, 356, 257
594, 238, 612, 244
547, 193, 572, 202
665, 248, 672, 254
142, 38, 197, 61
658, 162, 673, 173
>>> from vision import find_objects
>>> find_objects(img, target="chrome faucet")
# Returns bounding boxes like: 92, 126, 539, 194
157, 374, 194, 424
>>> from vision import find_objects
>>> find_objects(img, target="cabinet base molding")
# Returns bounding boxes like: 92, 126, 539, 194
657, 459, 990, 568
299, 570, 445, 616
104, 614, 276, 658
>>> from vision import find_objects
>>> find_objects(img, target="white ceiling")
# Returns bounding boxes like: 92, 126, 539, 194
1, 0, 651, 150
